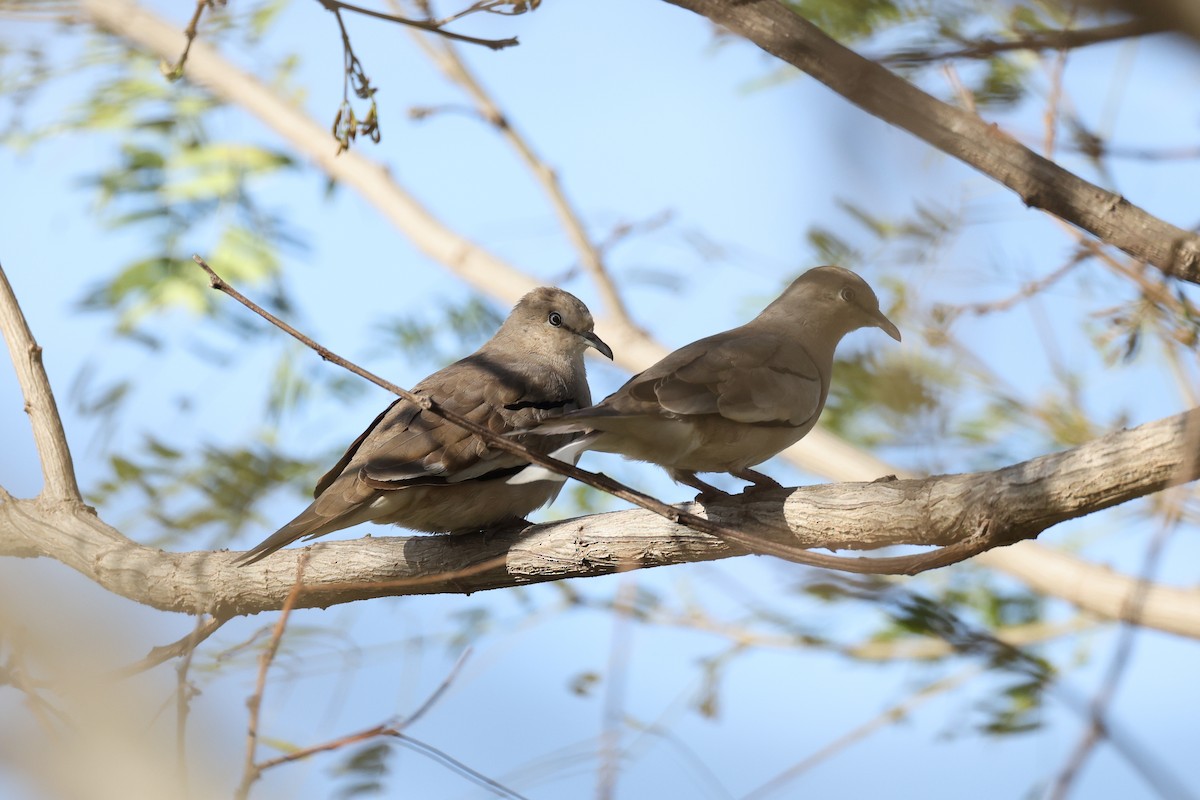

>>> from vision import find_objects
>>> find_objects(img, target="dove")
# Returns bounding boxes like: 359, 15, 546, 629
511, 266, 899, 497
237, 287, 613, 565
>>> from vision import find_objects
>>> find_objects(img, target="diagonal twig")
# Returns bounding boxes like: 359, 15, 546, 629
1047, 491, 1192, 800
877, 18, 1165, 66
318, 0, 517, 50
252, 647, 527, 798
235, 553, 309, 800
109, 615, 227, 681
404, 6, 636, 327
159, 0, 215, 80
743, 667, 981, 799
254, 646, 470, 771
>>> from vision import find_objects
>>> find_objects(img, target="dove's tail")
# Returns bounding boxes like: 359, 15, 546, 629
235, 498, 375, 566
506, 434, 597, 486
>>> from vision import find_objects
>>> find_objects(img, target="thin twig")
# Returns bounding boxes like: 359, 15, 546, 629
235, 554, 309, 800
405, 7, 636, 326
393, 732, 530, 799
257, 722, 391, 771
937, 256, 1085, 321
255, 648, 470, 771
877, 18, 1164, 66
596, 575, 636, 800
253, 649, 526, 798
1048, 494, 1190, 800
743, 667, 981, 800
193, 255, 1017, 577
174, 615, 207, 799
109, 615, 226, 681
0, 262, 81, 502
5, 640, 69, 738
403, 646, 471, 728
318, 0, 517, 50
159, 0, 214, 81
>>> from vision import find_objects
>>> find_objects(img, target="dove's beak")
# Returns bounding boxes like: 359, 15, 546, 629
873, 310, 902, 342
582, 330, 614, 359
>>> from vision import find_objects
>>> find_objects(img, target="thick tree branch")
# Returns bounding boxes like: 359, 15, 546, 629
661, 0, 1200, 285
2, 408, 1198, 631
0, 263, 82, 503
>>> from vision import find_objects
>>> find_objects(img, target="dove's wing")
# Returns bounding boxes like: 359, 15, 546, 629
238, 356, 585, 565
604, 329, 825, 427
343, 358, 583, 488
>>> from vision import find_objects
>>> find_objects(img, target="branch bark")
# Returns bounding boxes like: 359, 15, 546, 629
2, 408, 1198, 633
661, 0, 1200, 285
0, 264, 81, 503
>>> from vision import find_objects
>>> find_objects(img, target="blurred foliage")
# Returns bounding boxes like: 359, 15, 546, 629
784, 0, 907, 42
332, 741, 394, 799
822, 349, 946, 447
2, 6, 301, 337
372, 295, 505, 367
87, 434, 317, 548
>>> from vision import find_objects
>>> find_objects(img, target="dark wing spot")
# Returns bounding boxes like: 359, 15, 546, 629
505, 397, 576, 411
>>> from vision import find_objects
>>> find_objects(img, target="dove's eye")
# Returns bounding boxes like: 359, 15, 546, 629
548, 312, 563, 327
839, 287, 855, 302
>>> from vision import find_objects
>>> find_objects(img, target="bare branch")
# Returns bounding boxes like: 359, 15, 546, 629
877, 18, 1165, 66
0, 262, 82, 503
3, 404, 1199, 633
1049, 496, 1188, 800
317, 0, 518, 50
255, 648, 469, 771
405, 13, 637, 327
744, 667, 981, 799
174, 615, 208, 797
248, 648, 526, 798
159, 0, 216, 81
235, 554, 308, 800
108, 616, 226, 681
662, 0, 1200, 285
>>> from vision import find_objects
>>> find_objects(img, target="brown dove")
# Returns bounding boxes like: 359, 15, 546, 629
512, 266, 899, 497
238, 287, 613, 564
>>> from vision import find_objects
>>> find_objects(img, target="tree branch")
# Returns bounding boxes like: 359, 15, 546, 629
661, 0, 1200, 285
0, 262, 82, 503
2, 407, 1198, 630
405, 11, 637, 328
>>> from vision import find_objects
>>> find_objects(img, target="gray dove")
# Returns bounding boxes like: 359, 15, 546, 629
512, 266, 899, 497
238, 287, 613, 564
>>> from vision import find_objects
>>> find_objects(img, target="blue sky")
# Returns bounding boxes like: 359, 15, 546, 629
2, 1, 1200, 798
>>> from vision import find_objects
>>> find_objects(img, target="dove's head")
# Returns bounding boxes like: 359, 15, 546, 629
501, 287, 614, 361
763, 266, 901, 343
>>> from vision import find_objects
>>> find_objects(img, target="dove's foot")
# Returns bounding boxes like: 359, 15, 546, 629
731, 468, 782, 494
670, 470, 729, 504
479, 517, 533, 544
